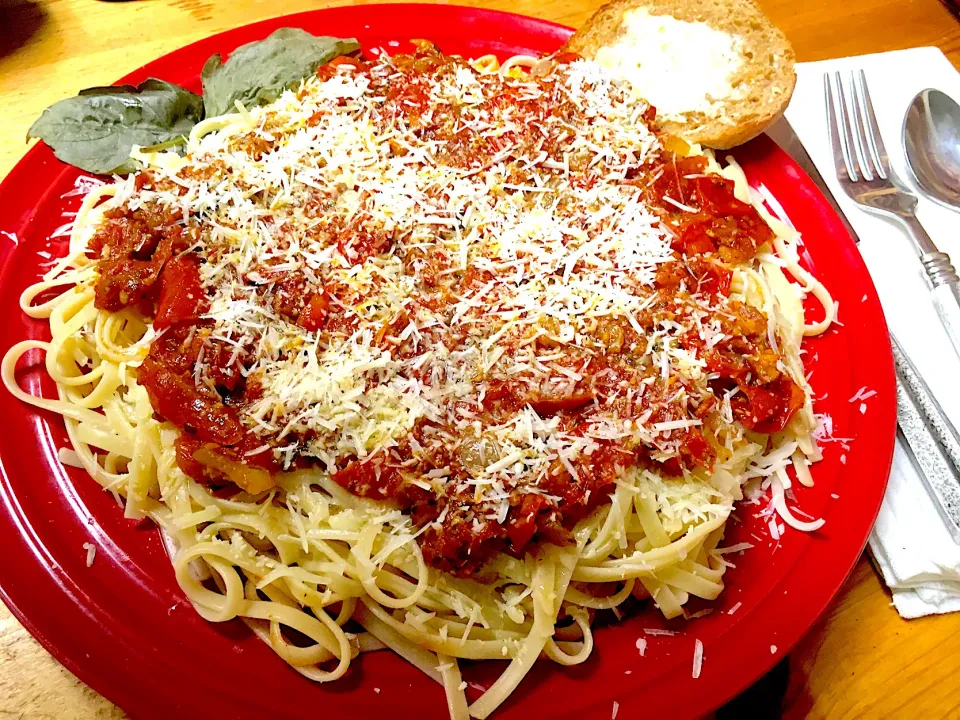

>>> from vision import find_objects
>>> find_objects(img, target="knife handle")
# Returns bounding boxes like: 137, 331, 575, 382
922, 252, 960, 363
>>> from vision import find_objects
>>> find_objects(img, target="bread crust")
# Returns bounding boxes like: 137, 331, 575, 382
564, 0, 796, 149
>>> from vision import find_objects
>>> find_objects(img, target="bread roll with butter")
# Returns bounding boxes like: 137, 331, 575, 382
565, 0, 796, 149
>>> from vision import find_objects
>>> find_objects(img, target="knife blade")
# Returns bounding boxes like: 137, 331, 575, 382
767, 117, 960, 542
766, 117, 861, 244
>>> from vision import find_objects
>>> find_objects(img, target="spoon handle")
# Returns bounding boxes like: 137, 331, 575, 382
899, 214, 960, 362
923, 252, 960, 362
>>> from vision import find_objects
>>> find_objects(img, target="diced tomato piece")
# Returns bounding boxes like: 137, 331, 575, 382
481, 380, 524, 412
689, 258, 732, 296
154, 253, 208, 330
530, 393, 594, 416
751, 376, 806, 434
506, 494, 548, 551
681, 235, 717, 257
90, 206, 199, 312
552, 51, 581, 64
317, 55, 368, 80
137, 357, 244, 446
316, 55, 367, 80
384, 77, 432, 122
329, 56, 365, 68
333, 455, 403, 499
671, 223, 717, 257
682, 431, 712, 466
694, 176, 753, 216
731, 375, 805, 434
706, 351, 747, 383
297, 291, 330, 332
701, 265, 732, 296
737, 385, 780, 430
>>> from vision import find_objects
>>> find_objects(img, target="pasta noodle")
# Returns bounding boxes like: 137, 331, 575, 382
3, 45, 834, 718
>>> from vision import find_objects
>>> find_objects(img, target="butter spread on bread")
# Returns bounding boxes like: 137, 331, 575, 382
565, 0, 796, 149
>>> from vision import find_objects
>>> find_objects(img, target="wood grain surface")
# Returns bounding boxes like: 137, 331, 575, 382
2, 0, 960, 718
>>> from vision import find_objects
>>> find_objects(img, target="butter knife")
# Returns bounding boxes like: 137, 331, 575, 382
768, 117, 960, 541
891, 336, 960, 542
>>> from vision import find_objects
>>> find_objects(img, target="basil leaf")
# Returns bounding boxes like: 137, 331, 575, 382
27, 79, 203, 175
201, 28, 360, 118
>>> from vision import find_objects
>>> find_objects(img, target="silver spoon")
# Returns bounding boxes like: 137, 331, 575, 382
903, 88, 960, 211
901, 88, 960, 361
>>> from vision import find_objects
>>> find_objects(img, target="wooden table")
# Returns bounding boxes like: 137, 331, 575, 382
2, 0, 960, 717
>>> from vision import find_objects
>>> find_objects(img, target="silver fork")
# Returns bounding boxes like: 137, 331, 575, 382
825, 70, 960, 361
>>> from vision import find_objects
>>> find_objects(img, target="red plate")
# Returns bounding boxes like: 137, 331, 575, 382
0, 5, 895, 719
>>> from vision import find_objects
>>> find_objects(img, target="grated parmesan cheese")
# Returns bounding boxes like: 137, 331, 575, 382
82, 542, 96, 567
77, 47, 825, 579
58, 447, 84, 468
643, 628, 677, 636
768, 517, 780, 541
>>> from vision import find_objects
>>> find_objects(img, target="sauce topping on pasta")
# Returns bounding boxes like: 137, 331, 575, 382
84, 44, 799, 575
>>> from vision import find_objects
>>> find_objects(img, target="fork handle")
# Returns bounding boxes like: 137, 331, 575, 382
902, 213, 941, 256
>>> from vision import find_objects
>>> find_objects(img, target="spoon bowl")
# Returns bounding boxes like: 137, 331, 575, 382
903, 88, 960, 211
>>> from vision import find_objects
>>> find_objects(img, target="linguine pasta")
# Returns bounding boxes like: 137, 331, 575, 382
3, 43, 833, 718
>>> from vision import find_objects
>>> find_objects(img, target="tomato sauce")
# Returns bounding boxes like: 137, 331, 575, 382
97, 46, 808, 576
324, 50, 796, 574
89, 205, 199, 312
137, 320, 279, 490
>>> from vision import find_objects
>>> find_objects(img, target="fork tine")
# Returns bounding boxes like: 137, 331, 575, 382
854, 69, 889, 179
846, 71, 877, 182
823, 73, 850, 181
828, 71, 861, 182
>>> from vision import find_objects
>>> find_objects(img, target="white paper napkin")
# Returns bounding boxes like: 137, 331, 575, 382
782, 48, 960, 617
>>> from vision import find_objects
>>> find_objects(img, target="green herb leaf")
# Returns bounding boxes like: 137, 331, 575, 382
27, 79, 203, 175
201, 28, 360, 118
